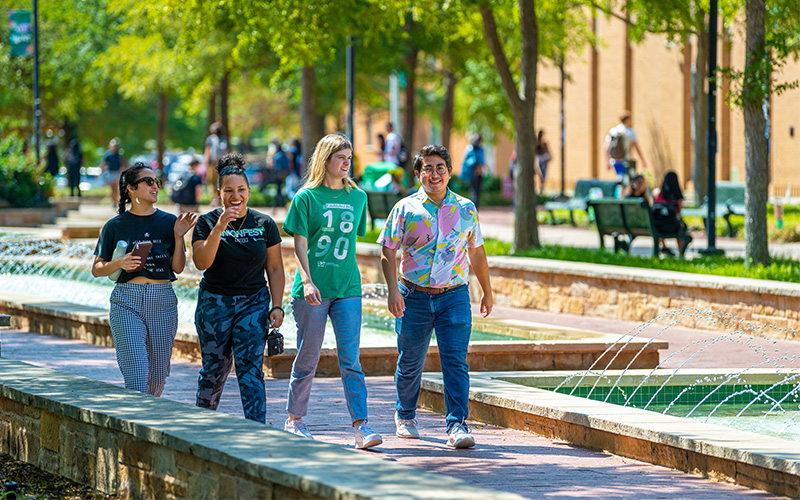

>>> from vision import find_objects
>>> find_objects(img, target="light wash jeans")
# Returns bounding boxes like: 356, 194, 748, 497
394, 282, 472, 431
287, 296, 368, 422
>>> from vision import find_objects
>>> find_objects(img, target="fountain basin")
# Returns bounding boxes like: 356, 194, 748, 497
0, 291, 667, 377
419, 370, 800, 497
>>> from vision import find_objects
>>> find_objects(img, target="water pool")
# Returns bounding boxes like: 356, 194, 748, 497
502, 370, 800, 442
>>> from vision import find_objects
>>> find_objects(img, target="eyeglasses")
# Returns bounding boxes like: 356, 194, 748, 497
131, 177, 162, 188
419, 165, 449, 176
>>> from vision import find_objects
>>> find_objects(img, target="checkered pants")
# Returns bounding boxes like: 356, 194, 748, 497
109, 282, 178, 396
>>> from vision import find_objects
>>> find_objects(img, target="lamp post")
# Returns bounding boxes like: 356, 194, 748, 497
346, 36, 356, 178
32, 0, 41, 165
559, 57, 566, 200
701, 0, 724, 255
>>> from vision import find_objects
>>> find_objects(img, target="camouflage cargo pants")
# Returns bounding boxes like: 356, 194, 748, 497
195, 286, 270, 423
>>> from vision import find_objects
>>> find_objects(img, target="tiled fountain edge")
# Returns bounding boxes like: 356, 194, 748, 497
419, 372, 800, 498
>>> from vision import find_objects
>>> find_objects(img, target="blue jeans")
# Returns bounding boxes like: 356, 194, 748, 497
287, 296, 368, 422
395, 281, 472, 431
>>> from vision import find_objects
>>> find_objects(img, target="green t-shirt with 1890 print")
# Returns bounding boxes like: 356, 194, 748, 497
282, 184, 367, 300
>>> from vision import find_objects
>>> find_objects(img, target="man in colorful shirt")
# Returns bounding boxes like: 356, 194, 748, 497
378, 144, 493, 449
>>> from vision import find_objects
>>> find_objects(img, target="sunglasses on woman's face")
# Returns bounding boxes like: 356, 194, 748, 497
131, 176, 162, 188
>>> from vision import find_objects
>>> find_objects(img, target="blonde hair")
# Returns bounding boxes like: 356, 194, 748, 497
301, 133, 357, 192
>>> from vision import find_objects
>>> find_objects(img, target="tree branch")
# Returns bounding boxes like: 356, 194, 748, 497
589, 1, 628, 23
480, 3, 523, 111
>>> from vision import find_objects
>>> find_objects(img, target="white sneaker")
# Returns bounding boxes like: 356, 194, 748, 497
354, 421, 383, 449
284, 418, 313, 439
394, 412, 420, 439
447, 424, 475, 449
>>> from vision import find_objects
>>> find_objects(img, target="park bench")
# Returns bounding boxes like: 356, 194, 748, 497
587, 198, 693, 257
364, 189, 403, 230
681, 181, 745, 237
543, 179, 620, 225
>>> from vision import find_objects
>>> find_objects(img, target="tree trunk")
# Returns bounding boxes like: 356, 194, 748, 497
403, 45, 418, 188
744, 0, 769, 266
208, 89, 217, 129
692, 12, 708, 206
480, 1, 540, 251
300, 65, 320, 166
441, 69, 457, 150
220, 72, 230, 141
157, 92, 167, 180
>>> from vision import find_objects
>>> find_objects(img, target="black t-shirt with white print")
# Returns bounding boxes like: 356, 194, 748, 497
192, 208, 282, 296
94, 209, 178, 283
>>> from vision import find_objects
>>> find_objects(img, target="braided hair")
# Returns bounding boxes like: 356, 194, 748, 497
117, 162, 149, 215
216, 153, 248, 187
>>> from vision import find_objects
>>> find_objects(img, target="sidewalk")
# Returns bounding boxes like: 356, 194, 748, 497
477, 206, 800, 260
0, 327, 783, 500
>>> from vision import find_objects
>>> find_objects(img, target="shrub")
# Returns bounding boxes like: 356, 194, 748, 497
0, 134, 54, 208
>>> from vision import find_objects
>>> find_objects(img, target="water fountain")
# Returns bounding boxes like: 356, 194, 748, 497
3, 234, 800, 494
0, 234, 662, 377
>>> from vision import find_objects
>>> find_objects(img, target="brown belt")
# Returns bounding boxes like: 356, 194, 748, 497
401, 277, 464, 295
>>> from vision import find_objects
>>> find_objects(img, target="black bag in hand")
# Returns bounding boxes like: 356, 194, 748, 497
651, 202, 682, 234
266, 328, 284, 357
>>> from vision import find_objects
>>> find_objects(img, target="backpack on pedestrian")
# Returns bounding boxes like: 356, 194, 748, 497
170, 173, 196, 205
397, 140, 409, 167
208, 134, 229, 163
608, 131, 627, 160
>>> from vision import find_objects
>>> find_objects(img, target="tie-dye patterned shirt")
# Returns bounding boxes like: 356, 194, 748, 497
378, 188, 483, 287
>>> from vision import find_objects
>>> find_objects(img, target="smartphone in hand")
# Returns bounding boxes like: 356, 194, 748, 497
129, 241, 152, 273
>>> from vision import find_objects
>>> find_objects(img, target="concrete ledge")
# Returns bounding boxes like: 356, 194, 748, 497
419, 372, 800, 498
0, 200, 79, 227
0, 359, 522, 500
0, 292, 667, 379
285, 240, 800, 339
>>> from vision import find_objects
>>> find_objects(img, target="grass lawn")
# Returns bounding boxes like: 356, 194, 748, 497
358, 227, 800, 284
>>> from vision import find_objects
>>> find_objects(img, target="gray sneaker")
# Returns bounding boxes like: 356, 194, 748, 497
394, 412, 420, 439
447, 424, 475, 449
284, 418, 313, 439
354, 421, 383, 449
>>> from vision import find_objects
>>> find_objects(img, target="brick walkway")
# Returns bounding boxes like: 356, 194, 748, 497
0, 328, 783, 499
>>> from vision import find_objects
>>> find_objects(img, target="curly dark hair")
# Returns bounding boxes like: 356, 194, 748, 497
117, 162, 150, 215
412, 144, 452, 173
216, 153, 248, 187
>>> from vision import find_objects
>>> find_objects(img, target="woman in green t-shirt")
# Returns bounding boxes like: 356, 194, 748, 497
282, 134, 382, 449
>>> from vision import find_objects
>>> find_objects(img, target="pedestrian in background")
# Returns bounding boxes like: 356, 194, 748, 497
99, 139, 128, 206
269, 139, 290, 207
605, 111, 647, 183
91, 162, 197, 396
460, 134, 485, 209
282, 133, 382, 449
45, 139, 59, 178
64, 139, 83, 198
192, 153, 285, 423
536, 130, 550, 194
204, 122, 229, 206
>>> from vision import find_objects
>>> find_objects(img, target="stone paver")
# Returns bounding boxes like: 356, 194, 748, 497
0, 328, 784, 499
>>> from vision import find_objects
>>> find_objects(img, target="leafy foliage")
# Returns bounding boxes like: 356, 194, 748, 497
0, 135, 55, 208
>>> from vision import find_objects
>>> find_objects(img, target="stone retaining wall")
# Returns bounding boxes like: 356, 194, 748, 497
299, 242, 800, 340
0, 359, 520, 500
0, 292, 666, 378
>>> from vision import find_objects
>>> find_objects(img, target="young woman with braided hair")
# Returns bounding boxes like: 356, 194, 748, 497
92, 162, 198, 396
191, 153, 285, 423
